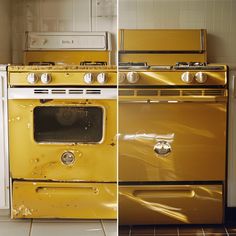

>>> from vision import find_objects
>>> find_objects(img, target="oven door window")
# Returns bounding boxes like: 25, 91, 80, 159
34, 106, 103, 143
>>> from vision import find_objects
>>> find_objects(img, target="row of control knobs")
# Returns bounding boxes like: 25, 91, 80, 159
27, 73, 107, 84
119, 71, 208, 84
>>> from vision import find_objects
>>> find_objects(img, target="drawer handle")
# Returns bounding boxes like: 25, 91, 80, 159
36, 186, 99, 195
154, 141, 171, 157
134, 189, 195, 199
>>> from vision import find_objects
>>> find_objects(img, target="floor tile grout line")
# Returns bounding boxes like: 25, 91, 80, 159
177, 227, 179, 236
28, 219, 33, 236
128, 225, 131, 236
225, 226, 230, 236
100, 219, 107, 236
201, 226, 206, 236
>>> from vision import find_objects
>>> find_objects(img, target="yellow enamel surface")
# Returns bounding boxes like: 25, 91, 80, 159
9, 99, 117, 182
119, 101, 227, 182
119, 185, 223, 224
13, 181, 117, 219
120, 29, 206, 51
24, 51, 110, 65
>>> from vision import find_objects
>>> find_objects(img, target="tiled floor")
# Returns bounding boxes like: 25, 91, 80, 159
119, 225, 236, 236
0, 216, 117, 236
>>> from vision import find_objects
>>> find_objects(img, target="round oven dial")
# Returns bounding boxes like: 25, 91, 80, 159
181, 72, 194, 84
118, 73, 126, 83
27, 73, 38, 84
84, 73, 94, 84
97, 73, 107, 84
195, 72, 208, 83
41, 73, 52, 84
127, 71, 139, 84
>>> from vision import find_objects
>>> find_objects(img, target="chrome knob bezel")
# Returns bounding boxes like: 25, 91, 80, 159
83, 73, 94, 84
118, 73, 126, 83
97, 72, 107, 84
41, 73, 52, 84
195, 72, 208, 84
181, 72, 194, 84
127, 71, 140, 84
27, 73, 38, 84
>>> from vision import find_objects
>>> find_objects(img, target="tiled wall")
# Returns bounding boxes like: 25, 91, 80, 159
0, 0, 11, 64
119, 0, 236, 64
12, 0, 117, 64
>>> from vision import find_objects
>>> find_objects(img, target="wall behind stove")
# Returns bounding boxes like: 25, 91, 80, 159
12, 0, 117, 64
119, 0, 236, 64
119, 0, 236, 207
0, 0, 11, 64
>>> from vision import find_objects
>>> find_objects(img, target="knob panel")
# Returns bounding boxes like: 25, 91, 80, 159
127, 72, 140, 84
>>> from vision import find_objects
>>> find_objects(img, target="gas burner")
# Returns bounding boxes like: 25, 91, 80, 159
80, 61, 107, 66
29, 62, 55, 66
119, 62, 149, 70
175, 62, 207, 68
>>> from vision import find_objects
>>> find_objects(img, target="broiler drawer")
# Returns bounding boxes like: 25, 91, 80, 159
12, 181, 117, 219
119, 184, 223, 225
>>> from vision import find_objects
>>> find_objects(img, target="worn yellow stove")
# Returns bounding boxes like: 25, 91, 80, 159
8, 65, 117, 219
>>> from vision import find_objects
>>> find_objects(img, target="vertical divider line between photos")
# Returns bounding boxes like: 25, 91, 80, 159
116, 0, 119, 233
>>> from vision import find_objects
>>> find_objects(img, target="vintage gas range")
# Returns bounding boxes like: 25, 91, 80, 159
8, 65, 117, 219
118, 29, 228, 224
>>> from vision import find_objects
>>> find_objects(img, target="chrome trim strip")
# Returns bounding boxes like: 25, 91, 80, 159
8, 88, 117, 100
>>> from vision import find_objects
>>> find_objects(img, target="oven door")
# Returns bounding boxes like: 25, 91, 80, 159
119, 89, 227, 182
8, 88, 117, 182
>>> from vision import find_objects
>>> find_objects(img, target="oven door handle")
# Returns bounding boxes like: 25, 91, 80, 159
119, 97, 227, 103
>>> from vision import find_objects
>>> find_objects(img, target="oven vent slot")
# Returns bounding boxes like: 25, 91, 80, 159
204, 90, 224, 96
137, 90, 157, 96
160, 90, 180, 96
182, 90, 202, 96
34, 89, 49, 94
68, 89, 83, 94
51, 89, 66, 94
86, 89, 101, 94
119, 90, 134, 96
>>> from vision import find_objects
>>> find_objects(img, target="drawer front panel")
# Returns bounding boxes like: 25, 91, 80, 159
119, 185, 223, 224
12, 181, 117, 219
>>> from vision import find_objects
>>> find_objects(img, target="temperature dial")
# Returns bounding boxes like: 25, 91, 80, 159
181, 72, 194, 84
118, 73, 126, 83
83, 73, 94, 84
27, 73, 38, 84
97, 73, 107, 84
41, 73, 52, 84
195, 72, 208, 83
127, 71, 140, 84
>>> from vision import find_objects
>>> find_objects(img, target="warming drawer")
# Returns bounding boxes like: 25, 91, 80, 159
119, 184, 223, 225
12, 181, 117, 219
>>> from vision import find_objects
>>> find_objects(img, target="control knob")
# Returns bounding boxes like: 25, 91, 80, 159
181, 72, 194, 84
118, 73, 126, 83
27, 73, 38, 84
195, 72, 208, 83
41, 73, 52, 84
97, 73, 106, 84
84, 73, 94, 84
127, 71, 139, 84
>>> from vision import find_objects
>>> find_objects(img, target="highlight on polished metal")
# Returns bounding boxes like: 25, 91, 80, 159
154, 141, 172, 157
61, 151, 75, 165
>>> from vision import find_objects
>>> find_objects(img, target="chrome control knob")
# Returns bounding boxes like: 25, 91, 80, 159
118, 73, 126, 83
41, 73, 52, 84
195, 72, 208, 83
97, 73, 106, 84
127, 71, 139, 84
181, 72, 194, 84
83, 73, 94, 84
27, 73, 38, 84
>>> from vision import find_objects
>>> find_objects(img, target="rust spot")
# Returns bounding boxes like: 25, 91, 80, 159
110, 142, 115, 146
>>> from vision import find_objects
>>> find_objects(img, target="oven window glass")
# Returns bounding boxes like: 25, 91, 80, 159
34, 106, 103, 143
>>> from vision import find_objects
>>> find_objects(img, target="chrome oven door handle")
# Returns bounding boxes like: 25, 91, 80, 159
154, 141, 171, 157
